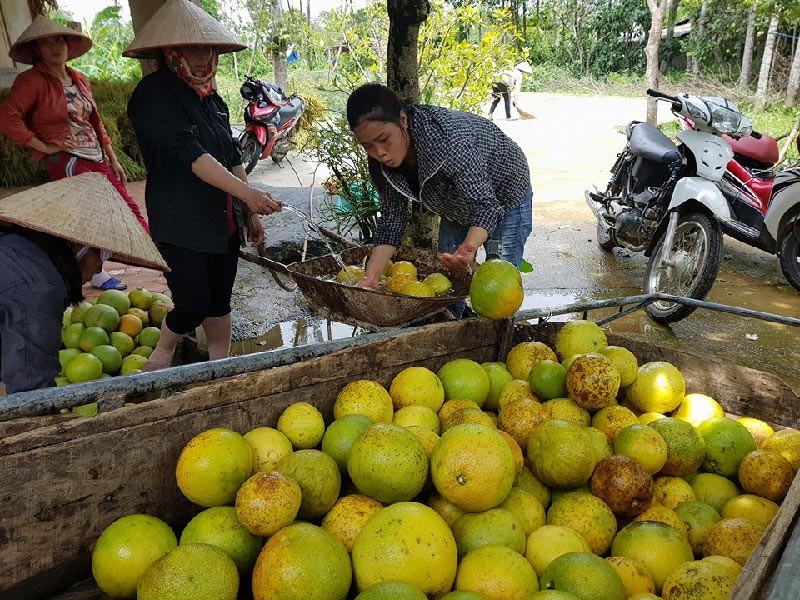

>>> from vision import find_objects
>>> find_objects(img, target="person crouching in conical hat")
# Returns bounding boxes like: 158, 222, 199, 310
0, 173, 168, 394
124, 0, 284, 372
0, 15, 150, 293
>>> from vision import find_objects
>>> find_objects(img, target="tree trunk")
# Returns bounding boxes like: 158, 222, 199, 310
738, 0, 757, 90
386, 0, 437, 249
786, 38, 800, 107
269, 0, 289, 89
755, 13, 779, 111
129, 0, 201, 75
645, 0, 670, 125
660, 0, 679, 72
688, 0, 707, 76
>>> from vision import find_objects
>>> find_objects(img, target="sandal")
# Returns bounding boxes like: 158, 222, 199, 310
92, 277, 127, 291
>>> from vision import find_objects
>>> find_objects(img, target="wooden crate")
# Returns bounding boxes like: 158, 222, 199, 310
0, 320, 797, 599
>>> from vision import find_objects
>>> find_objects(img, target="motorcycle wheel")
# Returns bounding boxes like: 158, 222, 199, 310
778, 218, 800, 291
597, 222, 617, 251
239, 132, 262, 174
644, 211, 723, 324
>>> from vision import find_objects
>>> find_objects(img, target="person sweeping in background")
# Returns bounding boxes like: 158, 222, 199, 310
0, 16, 149, 292
488, 60, 534, 121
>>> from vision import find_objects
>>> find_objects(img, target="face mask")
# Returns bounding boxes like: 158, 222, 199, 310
75, 246, 110, 262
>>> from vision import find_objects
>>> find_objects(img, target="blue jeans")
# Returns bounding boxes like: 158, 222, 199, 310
438, 188, 533, 316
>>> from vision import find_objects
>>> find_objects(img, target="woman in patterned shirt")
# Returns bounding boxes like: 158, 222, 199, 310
346, 83, 532, 311
0, 16, 147, 291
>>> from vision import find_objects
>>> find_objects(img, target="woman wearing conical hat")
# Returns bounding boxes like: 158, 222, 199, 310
0, 16, 150, 293
0, 173, 168, 394
124, 0, 283, 371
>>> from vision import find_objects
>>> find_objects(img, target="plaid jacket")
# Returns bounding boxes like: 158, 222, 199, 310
370, 104, 531, 247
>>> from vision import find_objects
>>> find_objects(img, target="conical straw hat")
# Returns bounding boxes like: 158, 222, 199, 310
123, 0, 247, 58
0, 173, 169, 272
9, 16, 92, 64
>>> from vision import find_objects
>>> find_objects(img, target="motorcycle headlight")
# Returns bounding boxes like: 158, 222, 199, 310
686, 101, 707, 122
709, 104, 741, 134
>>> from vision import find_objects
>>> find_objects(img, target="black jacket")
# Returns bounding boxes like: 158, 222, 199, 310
128, 68, 243, 253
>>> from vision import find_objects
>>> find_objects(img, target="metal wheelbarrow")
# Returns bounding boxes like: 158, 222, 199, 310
240, 243, 472, 330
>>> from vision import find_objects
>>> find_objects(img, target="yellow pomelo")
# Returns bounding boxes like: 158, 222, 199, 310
591, 405, 638, 443
648, 417, 706, 477
322, 414, 374, 473
444, 407, 495, 432
431, 423, 516, 512
65, 351, 103, 383
738, 449, 794, 501
525, 525, 591, 576
110, 331, 135, 357
452, 507, 526, 558
390, 260, 418, 278
387, 272, 416, 293
97, 289, 130, 316
701, 518, 764, 566
70, 300, 92, 324
456, 545, 539, 600
737, 417, 774, 447
673, 393, 725, 428
127, 307, 150, 327
179, 506, 262, 575
554, 320, 608, 360
469, 259, 524, 320
137, 326, 160, 349
400, 280, 436, 298
243, 426, 293, 474
497, 379, 536, 410
334, 379, 394, 423
497, 429, 525, 474
277, 401, 326, 449
481, 362, 515, 411
598, 346, 638, 387
690, 473, 741, 514
131, 345, 153, 358
92, 514, 176, 598
653, 476, 696, 509
118, 313, 143, 337
137, 544, 238, 600
530, 592, 581, 600
543, 397, 590, 427
85, 303, 120, 332
761, 428, 800, 470
347, 423, 428, 503
674, 500, 722, 556
148, 300, 172, 327
697, 417, 757, 477
406, 425, 440, 457
336, 265, 366, 284
566, 353, 620, 412
235, 471, 301, 536
633, 505, 689, 539
721, 494, 779, 529
539, 552, 624, 600
529, 360, 568, 401
441, 591, 491, 600
639, 411, 666, 426
499, 487, 546, 535
428, 492, 466, 527
438, 358, 491, 407
439, 399, 481, 426
128, 287, 154, 310
175, 428, 252, 507
120, 353, 148, 374
614, 424, 668, 475
322, 494, 384, 552
276, 449, 341, 518
514, 467, 551, 508
605, 556, 655, 597
661, 559, 737, 600
90, 344, 123, 375
626, 362, 686, 413
394, 405, 440, 433
611, 522, 694, 593
497, 397, 549, 448
590, 455, 654, 518
424, 272, 453, 295
506, 341, 558, 381
355, 581, 427, 600
252, 523, 351, 600
79, 326, 109, 352
628, 595, 661, 600
352, 501, 457, 596
547, 491, 617, 555
702, 555, 743, 579
527, 420, 596, 489
390, 366, 445, 411
585, 426, 613, 463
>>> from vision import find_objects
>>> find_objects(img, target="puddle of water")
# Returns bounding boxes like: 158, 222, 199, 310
230, 318, 360, 354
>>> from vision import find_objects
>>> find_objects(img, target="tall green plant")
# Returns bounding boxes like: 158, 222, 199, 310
69, 5, 141, 81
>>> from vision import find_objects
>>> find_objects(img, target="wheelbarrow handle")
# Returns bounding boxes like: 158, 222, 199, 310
238, 249, 298, 292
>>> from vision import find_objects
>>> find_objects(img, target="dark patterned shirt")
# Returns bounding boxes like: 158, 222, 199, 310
370, 105, 531, 247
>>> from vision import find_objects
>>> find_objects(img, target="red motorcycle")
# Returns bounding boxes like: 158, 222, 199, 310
717, 131, 800, 290
237, 76, 304, 173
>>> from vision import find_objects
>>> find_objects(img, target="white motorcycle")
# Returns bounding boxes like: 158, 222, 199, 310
586, 88, 754, 324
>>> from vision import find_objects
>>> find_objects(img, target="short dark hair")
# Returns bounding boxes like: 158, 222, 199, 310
346, 83, 404, 130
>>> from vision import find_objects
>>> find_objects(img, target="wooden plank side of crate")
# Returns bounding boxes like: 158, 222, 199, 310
0, 320, 503, 599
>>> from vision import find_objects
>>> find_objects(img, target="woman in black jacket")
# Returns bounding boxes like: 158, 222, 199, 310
124, 0, 282, 370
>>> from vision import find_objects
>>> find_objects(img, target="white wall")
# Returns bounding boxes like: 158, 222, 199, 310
0, 0, 33, 88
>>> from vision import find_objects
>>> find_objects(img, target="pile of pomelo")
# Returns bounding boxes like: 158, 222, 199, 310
90, 319, 795, 600
336, 259, 454, 299
57, 288, 172, 394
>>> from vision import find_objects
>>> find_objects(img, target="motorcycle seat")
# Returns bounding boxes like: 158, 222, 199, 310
278, 98, 303, 121
628, 122, 681, 165
724, 133, 779, 168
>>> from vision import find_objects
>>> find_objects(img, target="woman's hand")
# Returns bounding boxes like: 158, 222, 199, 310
356, 276, 379, 290
440, 242, 478, 270
248, 213, 265, 246
109, 157, 127, 186
241, 186, 282, 215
